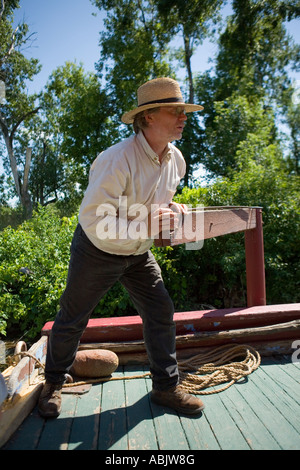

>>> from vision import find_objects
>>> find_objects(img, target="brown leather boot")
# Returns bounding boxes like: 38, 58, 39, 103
151, 385, 205, 415
38, 382, 62, 418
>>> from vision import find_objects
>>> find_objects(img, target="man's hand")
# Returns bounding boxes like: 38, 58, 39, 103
147, 202, 188, 238
168, 202, 188, 214
148, 207, 178, 238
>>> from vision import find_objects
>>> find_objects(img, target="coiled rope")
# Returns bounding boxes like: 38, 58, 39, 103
16, 343, 261, 395
178, 344, 261, 394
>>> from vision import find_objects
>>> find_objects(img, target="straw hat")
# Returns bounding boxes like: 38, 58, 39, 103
121, 77, 204, 124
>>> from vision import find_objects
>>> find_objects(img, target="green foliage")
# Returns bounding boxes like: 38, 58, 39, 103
0, 204, 25, 230
26, 62, 116, 208
0, 206, 76, 338
215, 0, 300, 103
197, 94, 280, 177
94, 0, 174, 115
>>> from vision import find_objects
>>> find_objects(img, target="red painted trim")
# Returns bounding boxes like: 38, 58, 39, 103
41, 303, 300, 343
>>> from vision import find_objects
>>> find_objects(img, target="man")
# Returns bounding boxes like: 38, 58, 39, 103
38, 77, 205, 418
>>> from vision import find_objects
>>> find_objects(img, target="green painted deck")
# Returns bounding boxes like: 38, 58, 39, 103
3, 355, 300, 451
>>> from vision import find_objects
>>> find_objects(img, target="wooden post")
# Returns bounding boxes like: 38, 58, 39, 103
245, 208, 266, 307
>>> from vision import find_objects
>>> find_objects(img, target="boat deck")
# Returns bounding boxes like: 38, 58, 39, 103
3, 354, 300, 451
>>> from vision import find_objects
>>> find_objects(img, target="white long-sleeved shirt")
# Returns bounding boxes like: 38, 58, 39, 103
78, 131, 186, 255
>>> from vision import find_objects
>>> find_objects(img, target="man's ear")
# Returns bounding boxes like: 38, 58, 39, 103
144, 111, 155, 125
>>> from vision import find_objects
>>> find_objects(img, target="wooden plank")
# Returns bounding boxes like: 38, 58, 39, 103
216, 384, 281, 450
3, 406, 44, 450
171, 319, 300, 349
144, 376, 191, 450
254, 364, 300, 432
275, 357, 300, 387
174, 338, 298, 360
95, 339, 297, 366
37, 394, 78, 450
232, 362, 300, 449
173, 304, 300, 334
43, 305, 300, 343
6, 411, 41, 452
0, 379, 44, 449
41, 304, 300, 343
260, 357, 300, 406
77, 320, 300, 359
98, 367, 128, 450
198, 388, 250, 450
67, 383, 102, 450
155, 206, 257, 247
124, 365, 158, 450
0, 336, 47, 448
77, 339, 298, 369
178, 412, 221, 450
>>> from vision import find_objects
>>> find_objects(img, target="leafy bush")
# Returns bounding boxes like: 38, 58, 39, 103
0, 206, 76, 339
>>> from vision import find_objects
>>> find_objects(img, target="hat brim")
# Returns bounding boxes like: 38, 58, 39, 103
121, 102, 204, 124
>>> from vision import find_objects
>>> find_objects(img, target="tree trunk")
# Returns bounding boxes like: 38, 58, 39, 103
183, 33, 194, 104
1, 125, 21, 200
3, 130, 32, 217
20, 148, 33, 218
0, 108, 39, 216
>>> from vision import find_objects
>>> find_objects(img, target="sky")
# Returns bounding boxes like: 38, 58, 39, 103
13, 0, 103, 93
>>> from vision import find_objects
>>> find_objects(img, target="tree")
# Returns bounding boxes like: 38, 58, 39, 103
195, 0, 300, 177
196, 94, 280, 176
214, 0, 300, 104
154, 0, 223, 103
153, 0, 224, 185
40, 62, 114, 205
18, 113, 66, 208
0, 0, 41, 216
92, 0, 223, 183
92, 0, 174, 126
285, 92, 300, 175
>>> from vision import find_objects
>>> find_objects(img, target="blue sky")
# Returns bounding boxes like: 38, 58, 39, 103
14, 0, 102, 93
13, 0, 299, 96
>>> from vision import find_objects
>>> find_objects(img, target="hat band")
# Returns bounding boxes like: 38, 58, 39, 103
138, 97, 183, 107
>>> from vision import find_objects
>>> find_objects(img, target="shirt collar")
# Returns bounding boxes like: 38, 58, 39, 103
137, 131, 172, 164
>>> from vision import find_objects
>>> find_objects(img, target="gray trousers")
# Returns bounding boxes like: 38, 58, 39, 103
45, 224, 179, 391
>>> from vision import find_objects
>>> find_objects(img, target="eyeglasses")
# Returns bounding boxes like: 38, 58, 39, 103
165, 107, 186, 117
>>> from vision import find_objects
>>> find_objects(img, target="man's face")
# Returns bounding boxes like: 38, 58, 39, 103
146, 106, 187, 142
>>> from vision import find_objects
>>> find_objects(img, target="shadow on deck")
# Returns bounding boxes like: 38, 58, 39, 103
3, 355, 300, 451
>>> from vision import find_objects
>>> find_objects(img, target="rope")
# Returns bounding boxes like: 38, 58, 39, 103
62, 372, 151, 387
178, 344, 261, 394
14, 351, 46, 370
16, 343, 261, 395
